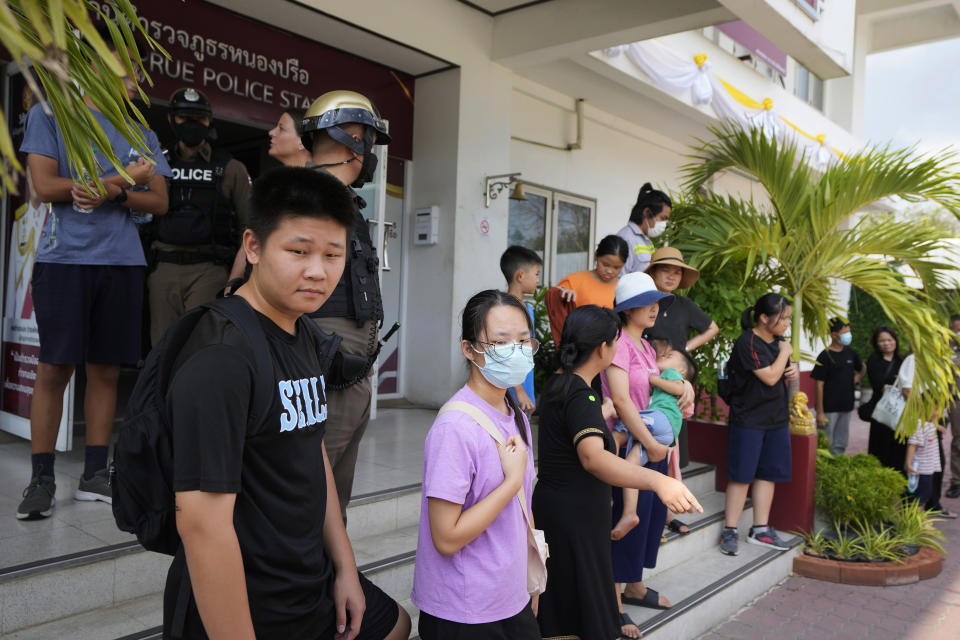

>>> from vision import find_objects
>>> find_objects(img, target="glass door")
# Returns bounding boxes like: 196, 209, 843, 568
374, 159, 406, 400
508, 184, 552, 285
551, 193, 596, 284
508, 184, 596, 287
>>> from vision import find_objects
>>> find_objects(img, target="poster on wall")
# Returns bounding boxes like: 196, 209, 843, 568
1, 68, 73, 450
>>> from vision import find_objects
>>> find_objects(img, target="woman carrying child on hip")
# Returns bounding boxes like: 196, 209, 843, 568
412, 290, 539, 639
720, 293, 798, 556
602, 272, 696, 620
611, 342, 698, 540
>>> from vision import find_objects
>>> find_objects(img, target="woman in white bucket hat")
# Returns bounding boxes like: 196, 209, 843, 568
600, 272, 696, 632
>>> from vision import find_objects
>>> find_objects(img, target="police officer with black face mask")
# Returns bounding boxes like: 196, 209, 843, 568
148, 88, 251, 345
300, 90, 389, 520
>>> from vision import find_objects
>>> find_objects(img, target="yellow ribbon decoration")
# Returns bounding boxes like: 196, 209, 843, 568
716, 76, 845, 161
694, 53, 707, 67
717, 77, 765, 110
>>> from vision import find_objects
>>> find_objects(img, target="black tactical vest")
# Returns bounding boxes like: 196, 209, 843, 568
306, 166, 383, 326
157, 148, 238, 258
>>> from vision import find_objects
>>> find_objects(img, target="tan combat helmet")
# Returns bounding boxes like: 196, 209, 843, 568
301, 90, 391, 151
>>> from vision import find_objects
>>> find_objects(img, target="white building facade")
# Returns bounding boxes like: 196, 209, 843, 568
3, 0, 958, 439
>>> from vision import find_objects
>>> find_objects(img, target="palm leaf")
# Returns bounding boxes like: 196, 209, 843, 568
675, 124, 960, 435
0, 1, 168, 195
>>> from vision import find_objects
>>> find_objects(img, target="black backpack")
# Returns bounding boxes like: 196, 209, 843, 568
110, 296, 341, 554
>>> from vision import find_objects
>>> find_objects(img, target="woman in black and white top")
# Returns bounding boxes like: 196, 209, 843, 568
864, 326, 904, 470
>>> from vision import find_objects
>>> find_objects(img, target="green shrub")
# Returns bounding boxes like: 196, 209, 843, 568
815, 453, 906, 527
798, 527, 831, 556
530, 286, 556, 396
816, 429, 830, 451
891, 499, 947, 554
849, 519, 904, 562
824, 525, 859, 559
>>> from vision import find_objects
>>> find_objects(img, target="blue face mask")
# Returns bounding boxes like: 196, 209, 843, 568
839, 332, 852, 346
471, 346, 535, 389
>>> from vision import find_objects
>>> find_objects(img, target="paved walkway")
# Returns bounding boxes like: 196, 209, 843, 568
700, 414, 960, 640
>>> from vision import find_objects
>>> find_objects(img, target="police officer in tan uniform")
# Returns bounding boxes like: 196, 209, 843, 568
300, 91, 389, 518
148, 88, 251, 344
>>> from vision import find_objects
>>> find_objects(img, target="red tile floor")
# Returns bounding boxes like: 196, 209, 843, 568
699, 414, 960, 640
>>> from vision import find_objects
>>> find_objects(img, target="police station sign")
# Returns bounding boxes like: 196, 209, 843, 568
90, 0, 415, 159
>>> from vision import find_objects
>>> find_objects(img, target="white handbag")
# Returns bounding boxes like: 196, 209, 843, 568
438, 401, 549, 595
871, 377, 906, 431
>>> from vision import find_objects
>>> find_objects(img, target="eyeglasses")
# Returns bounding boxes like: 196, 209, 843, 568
474, 339, 539, 362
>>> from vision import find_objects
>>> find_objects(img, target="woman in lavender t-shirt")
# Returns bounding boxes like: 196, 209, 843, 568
412, 290, 540, 639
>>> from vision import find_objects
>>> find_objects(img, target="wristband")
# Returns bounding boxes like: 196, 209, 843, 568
112, 186, 128, 204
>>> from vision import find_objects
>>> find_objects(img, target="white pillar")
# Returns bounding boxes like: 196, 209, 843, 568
403, 62, 514, 407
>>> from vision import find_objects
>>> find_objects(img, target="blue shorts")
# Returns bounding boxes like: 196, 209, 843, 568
727, 424, 792, 483
614, 409, 674, 466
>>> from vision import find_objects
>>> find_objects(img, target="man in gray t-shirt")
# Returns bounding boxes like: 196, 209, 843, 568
15, 31, 171, 520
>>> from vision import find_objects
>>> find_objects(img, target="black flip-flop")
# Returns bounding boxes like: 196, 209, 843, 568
619, 612, 641, 639
622, 587, 670, 610
667, 519, 690, 535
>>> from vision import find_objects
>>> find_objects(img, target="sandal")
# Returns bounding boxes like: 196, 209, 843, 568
667, 519, 690, 535
622, 587, 670, 610
619, 612, 642, 639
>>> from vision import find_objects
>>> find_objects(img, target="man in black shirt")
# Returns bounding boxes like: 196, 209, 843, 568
163, 168, 410, 639
811, 318, 865, 456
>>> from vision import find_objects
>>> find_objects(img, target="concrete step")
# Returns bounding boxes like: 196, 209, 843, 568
677, 462, 717, 499
0, 544, 168, 636
0, 465, 721, 638
645, 491, 754, 582
345, 483, 421, 541
0, 593, 160, 640
0, 483, 422, 637
632, 534, 802, 640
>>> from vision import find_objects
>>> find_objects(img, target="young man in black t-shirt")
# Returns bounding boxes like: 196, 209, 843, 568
163, 168, 410, 639
811, 318, 865, 456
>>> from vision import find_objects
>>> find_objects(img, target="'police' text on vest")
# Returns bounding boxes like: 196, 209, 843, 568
171, 167, 216, 182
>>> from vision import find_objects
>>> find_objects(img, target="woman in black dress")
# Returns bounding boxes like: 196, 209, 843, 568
864, 326, 905, 470
533, 306, 701, 640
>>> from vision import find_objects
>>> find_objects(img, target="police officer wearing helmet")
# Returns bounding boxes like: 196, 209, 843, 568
301, 90, 389, 519
147, 87, 251, 345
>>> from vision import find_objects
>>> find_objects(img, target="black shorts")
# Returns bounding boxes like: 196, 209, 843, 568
418, 602, 539, 640
163, 553, 400, 640
31, 262, 144, 365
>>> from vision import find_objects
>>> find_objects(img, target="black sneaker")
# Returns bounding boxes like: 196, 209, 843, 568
945, 484, 960, 499
747, 526, 790, 550
75, 468, 112, 504
16, 474, 56, 520
719, 527, 739, 556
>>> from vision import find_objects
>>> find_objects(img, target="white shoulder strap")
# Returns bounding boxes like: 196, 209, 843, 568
440, 400, 505, 444
438, 400, 534, 529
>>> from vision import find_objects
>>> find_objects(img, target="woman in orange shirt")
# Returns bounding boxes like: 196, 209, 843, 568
556, 235, 628, 309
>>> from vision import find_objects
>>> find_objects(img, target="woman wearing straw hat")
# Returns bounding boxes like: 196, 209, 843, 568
645, 248, 718, 353
601, 272, 696, 631
644, 247, 719, 535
